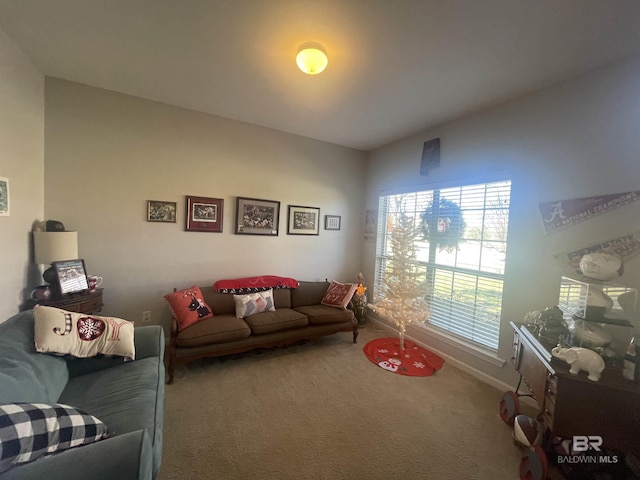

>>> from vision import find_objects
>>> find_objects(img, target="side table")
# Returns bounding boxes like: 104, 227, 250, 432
30, 288, 104, 315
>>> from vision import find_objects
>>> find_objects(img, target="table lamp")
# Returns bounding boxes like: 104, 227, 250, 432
33, 231, 78, 284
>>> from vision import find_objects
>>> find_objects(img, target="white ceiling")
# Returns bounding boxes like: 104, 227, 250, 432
1, 1, 639, 151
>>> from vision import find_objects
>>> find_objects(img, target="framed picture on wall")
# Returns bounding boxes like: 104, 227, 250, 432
324, 215, 341, 231
185, 196, 224, 232
235, 197, 280, 235
147, 200, 177, 223
0, 177, 9, 216
287, 205, 320, 235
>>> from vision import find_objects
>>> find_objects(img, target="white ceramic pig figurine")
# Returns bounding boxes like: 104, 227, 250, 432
551, 345, 605, 381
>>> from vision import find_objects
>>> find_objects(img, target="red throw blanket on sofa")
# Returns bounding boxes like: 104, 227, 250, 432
213, 275, 299, 294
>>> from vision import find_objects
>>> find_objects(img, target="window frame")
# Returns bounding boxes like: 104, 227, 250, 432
374, 176, 512, 351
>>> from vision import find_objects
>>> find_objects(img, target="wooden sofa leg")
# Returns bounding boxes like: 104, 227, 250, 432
353, 326, 359, 344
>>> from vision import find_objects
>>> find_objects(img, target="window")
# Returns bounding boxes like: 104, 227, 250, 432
374, 180, 511, 350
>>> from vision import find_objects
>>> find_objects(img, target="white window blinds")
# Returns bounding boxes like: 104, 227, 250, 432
374, 180, 511, 350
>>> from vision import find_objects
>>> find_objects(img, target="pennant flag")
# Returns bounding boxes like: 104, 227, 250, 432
554, 230, 640, 276
539, 191, 640, 233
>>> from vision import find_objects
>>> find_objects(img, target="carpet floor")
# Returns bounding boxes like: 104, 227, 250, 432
158, 324, 537, 480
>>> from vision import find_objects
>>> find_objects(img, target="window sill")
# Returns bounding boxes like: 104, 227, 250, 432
409, 323, 506, 368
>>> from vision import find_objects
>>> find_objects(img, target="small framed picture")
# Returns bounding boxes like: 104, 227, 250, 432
186, 196, 224, 232
0, 177, 9, 216
235, 197, 280, 235
324, 215, 341, 231
287, 205, 320, 235
147, 200, 177, 223
53, 259, 89, 295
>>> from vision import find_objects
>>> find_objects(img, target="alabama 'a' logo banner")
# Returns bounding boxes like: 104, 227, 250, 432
539, 191, 640, 233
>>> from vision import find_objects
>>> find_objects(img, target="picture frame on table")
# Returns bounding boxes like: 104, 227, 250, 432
185, 196, 224, 232
53, 259, 89, 295
287, 205, 320, 235
235, 197, 280, 236
147, 200, 177, 223
324, 215, 341, 231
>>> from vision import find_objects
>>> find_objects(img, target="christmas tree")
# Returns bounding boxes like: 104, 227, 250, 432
373, 212, 430, 350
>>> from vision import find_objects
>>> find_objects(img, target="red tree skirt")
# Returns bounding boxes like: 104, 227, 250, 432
363, 337, 444, 377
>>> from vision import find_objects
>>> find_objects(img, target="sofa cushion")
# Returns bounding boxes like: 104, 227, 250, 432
321, 281, 357, 310
58, 356, 164, 478
33, 306, 135, 361
164, 286, 213, 331
0, 312, 69, 404
201, 289, 236, 316
233, 289, 275, 318
272, 288, 292, 309
293, 305, 355, 325
291, 281, 330, 308
243, 308, 308, 335
176, 314, 251, 348
0, 403, 109, 474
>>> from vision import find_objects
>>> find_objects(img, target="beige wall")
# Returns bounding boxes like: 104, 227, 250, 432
364, 57, 640, 388
0, 27, 44, 320
44, 79, 366, 333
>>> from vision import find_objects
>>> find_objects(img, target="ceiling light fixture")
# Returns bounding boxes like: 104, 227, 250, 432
296, 43, 328, 75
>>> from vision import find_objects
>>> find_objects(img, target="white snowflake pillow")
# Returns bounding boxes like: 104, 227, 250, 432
33, 305, 135, 360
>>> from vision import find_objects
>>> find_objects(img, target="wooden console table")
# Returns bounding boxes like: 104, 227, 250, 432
30, 288, 104, 315
504, 321, 640, 479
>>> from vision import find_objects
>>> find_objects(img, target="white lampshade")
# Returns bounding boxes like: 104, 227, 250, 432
33, 231, 78, 264
296, 43, 328, 75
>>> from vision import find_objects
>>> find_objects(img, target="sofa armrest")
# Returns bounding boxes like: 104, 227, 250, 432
135, 325, 165, 360
0, 430, 153, 480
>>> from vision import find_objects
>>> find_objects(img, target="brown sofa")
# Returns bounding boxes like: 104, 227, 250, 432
167, 281, 358, 383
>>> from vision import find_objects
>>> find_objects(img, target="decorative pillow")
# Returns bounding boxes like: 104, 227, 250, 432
0, 403, 110, 473
321, 281, 357, 310
33, 305, 135, 360
233, 289, 275, 319
164, 286, 213, 331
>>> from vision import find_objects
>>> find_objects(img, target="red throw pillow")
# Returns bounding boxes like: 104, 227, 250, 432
164, 286, 213, 331
321, 281, 357, 310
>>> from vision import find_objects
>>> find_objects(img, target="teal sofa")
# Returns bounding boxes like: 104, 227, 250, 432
0, 310, 164, 480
